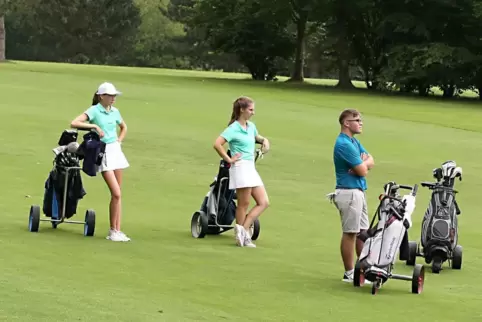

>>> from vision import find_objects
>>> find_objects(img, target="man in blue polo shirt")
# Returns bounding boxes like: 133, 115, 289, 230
331, 108, 375, 282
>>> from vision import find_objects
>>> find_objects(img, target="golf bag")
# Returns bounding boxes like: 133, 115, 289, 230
43, 131, 86, 220
201, 151, 237, 229
358, 182, 418, 273
420, 161, 462, 262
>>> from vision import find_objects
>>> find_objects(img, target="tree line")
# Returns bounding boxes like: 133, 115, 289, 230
1, 0, 482, 99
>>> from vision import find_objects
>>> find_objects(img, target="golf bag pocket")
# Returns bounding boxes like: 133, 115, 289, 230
42, 174, 54, 218
333, 189, 355, 211
360, 219, 406, 268
421, 189, 458, 249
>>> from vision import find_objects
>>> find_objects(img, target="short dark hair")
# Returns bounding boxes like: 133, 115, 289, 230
338, 109, 360, 124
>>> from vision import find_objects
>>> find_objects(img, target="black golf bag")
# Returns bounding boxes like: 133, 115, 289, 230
420, 161, 462, 266
200, 151, 237, 232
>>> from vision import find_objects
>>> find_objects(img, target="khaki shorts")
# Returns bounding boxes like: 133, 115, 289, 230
333, 189, 369, 233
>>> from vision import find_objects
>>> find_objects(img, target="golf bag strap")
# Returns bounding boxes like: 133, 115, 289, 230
369, 202, 383, 229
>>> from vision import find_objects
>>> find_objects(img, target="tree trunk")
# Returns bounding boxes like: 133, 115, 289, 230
335, 35, 354, 89
288, 16, 307, 82
0, 16, 5, 62
336, 53, 354, 89
442, 84, 455, 98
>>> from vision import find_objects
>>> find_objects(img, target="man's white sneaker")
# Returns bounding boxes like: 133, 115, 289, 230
342, 271, 372, 284
342, 271, 354, 282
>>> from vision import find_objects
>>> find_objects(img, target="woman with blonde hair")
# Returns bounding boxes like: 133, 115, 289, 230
213, 96, 270, 248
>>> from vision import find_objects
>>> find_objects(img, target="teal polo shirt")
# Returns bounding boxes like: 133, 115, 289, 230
84, 103, 123, 144
221, 121, 258, 161
333, 133, 368, 190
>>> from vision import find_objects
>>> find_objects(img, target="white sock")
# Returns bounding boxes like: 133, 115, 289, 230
345, 269, 354, 276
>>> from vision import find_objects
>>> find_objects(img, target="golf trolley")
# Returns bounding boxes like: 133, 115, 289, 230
354, 182, 425, 295
28, 129, 96, 237
191, 145, 265, 240
405, 161, 463, 273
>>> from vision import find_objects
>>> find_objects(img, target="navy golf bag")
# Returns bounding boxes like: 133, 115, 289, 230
43, 137, 86, 220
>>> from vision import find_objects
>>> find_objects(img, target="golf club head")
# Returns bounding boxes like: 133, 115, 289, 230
66, 141, 80, 153
52, 142, 79, 156
52, 145, 67, 155
433, 167, 443, 181
441, 160, 462, 179
255, 149, 264, 161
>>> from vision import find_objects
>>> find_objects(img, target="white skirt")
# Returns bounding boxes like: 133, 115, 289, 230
229, 159, 264, 190
98, 141, 130, 172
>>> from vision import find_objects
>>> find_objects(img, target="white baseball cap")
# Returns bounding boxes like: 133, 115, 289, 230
96, 82, 122, 95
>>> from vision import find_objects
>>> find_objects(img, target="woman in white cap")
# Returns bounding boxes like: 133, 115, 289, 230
71, 82, 131, 242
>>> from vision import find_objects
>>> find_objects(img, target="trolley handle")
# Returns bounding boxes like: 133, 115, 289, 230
421, 182, 458, 193
421, 181, 436, 188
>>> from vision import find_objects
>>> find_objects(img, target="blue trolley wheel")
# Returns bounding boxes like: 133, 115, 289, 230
28, 205, 40, 232
84, 209, 96, 237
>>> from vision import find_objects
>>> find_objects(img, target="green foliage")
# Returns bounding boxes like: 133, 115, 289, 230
191, 0, 294, 80
132, 0, 188, 68
6, 0, 141, 65
4, 0, 482, 97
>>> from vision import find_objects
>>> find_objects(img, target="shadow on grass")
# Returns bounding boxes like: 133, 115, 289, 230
8, 60, 482, 108
196, 77, 482, 106
0, 60, 18, 64
298, 273, 420, 297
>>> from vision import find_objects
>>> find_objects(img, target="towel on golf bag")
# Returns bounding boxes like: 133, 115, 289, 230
77, 131, 106, 177
421, 187, 459, 250
42, 154, 86, 219
359, 195, 416, 270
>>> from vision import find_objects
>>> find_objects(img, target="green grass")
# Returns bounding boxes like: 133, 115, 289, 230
1, 60, 482, 321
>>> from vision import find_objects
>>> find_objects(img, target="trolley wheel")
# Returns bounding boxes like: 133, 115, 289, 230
28, 205, 40, 232
250, 218, 260, 241
353, 260, 365, 287
84, 209, 96, 237
411, 264, 425, 294
191, 211, 208, 238
452, 245, 462, 270
406, 241, 417, 266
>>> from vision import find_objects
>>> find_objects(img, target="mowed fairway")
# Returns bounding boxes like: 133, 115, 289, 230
1, 61, 482, 322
